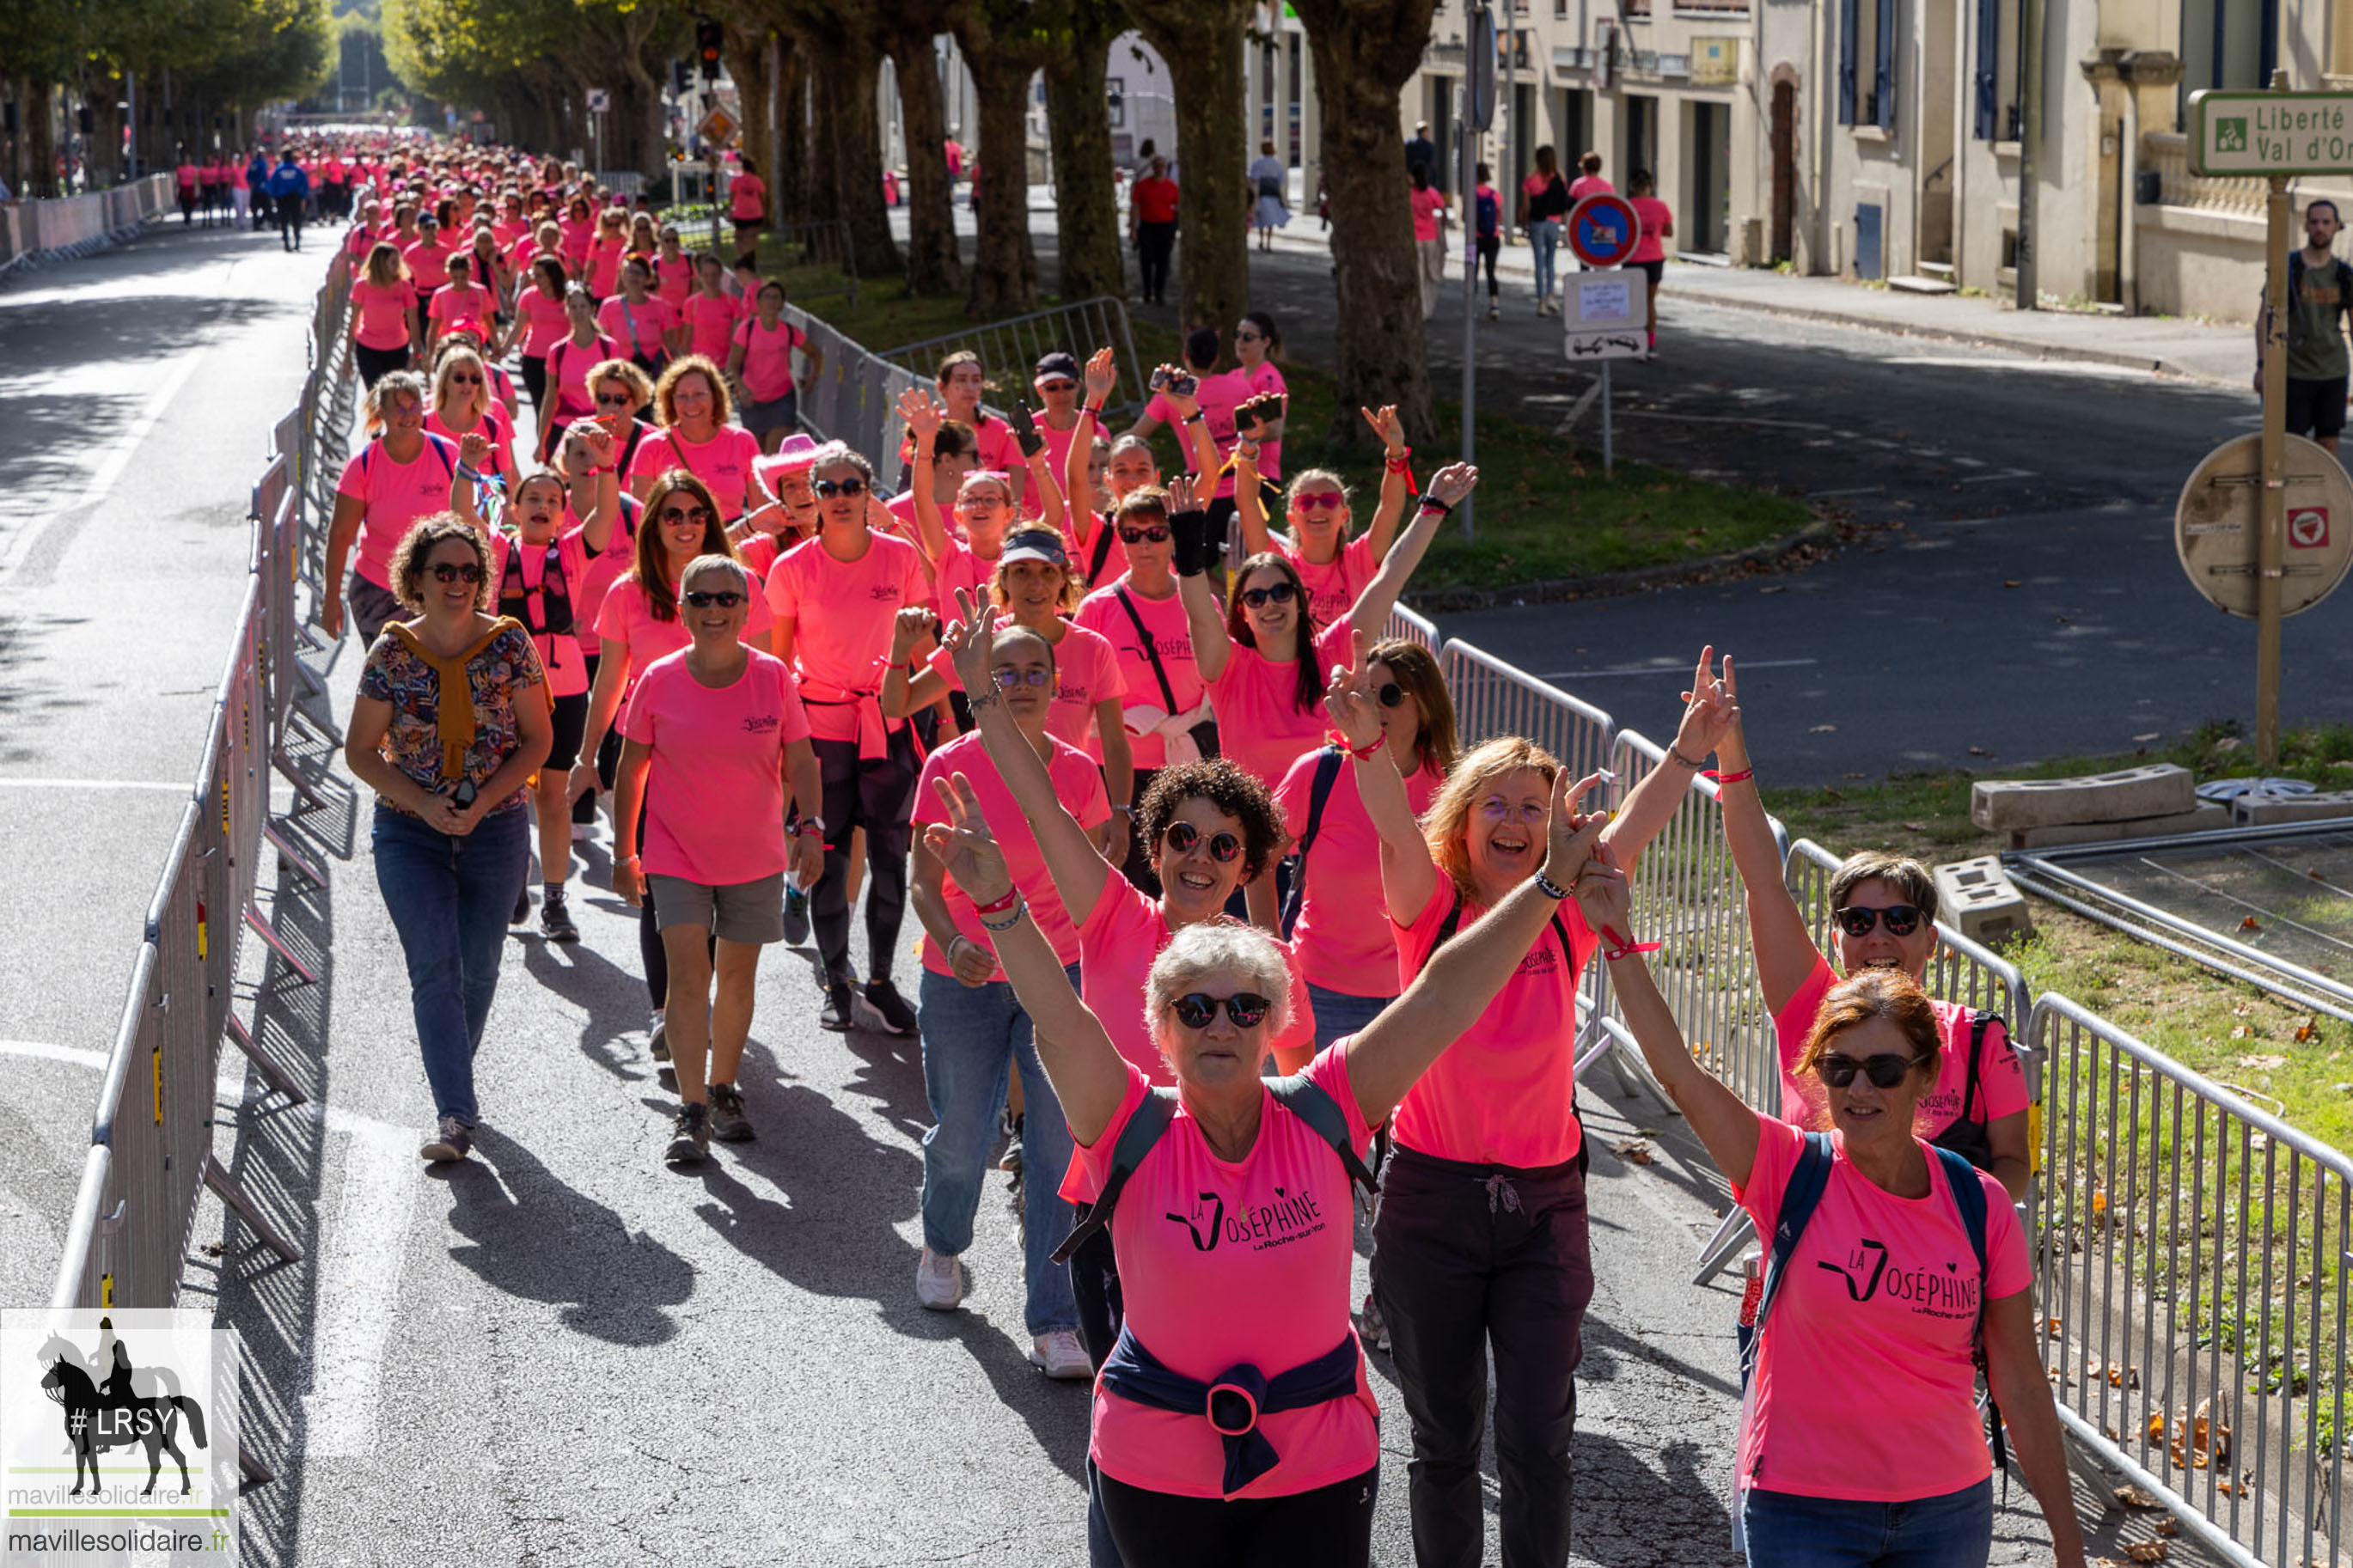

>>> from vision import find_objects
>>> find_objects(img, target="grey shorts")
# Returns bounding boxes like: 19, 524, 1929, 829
647, 870, 786, 944
743, 390, 798, 437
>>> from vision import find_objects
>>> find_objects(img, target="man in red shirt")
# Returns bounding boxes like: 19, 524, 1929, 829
1129, 156, 1179, 306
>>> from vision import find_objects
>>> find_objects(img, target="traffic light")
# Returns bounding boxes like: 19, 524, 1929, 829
672, 60, 690, 95
695, 19, 724, 82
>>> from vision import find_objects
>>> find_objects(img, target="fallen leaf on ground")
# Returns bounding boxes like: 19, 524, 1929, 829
2115, 1485, 2160, 1509
2239, 1053, 2288, 1069
2154, 1520, 2178, 1538
2003, 579, 2021, 589
1809, 723, 1837, 733
1968, 747, 1995, 758
1610, 1138, 1654, 1165
2297, 1016, 2320, 1042
2124, 1544, 2169, 1564
2240, 915, 2263, 931
2231, 1026, 2254, 1040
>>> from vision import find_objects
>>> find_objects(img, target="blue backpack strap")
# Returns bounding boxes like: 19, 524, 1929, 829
1931, 1145, 2005, 1470
1740, 1131, 1835, 1394
1267, 1074, 1378, 1197
1278, 746, 1346, 941
1049, 1088, 1178, 1265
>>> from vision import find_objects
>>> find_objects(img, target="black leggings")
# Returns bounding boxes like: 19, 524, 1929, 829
1477, 234, 1500, 296
1136, 220, 1176, 301
810, 729, 920, 987
520, 355, 549, 416
354, 341, 411, 388
1097, 1464, 1377, 1568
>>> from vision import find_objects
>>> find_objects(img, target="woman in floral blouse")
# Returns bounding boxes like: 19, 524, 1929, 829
345, 514, 554, 1164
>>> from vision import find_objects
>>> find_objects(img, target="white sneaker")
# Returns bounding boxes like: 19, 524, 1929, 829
916, 1246, 968, 1310
1030, 1329, 1092, 1381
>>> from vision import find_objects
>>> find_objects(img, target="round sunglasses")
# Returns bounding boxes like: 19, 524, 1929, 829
1833, 904, 1924, 939
427, 562, 486, 584
1168, 991, 1272, 1030
1161, 821, 1241, 862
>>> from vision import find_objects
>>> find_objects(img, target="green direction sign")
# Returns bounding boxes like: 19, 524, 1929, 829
2191, 89, 2353, 176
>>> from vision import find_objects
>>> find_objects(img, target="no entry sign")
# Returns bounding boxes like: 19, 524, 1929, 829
1567, 193, 1641, 269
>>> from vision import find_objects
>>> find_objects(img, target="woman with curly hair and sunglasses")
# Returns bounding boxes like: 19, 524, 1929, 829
345, 516, 552, 1166
924, 650, 1611, 1566
1708, 664, 2030, 1199
1334, 646, 1738, 1566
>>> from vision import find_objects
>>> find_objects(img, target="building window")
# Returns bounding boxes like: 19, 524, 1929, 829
1838, 0, 1897, 130
1972, 0, 2021, 141
2181, 0, 2276, 95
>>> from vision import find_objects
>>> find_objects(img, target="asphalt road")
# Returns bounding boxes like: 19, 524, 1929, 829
5, 215, 2203, 1566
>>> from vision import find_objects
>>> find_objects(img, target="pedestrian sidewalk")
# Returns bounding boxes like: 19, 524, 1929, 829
1262, 218, 2255, 389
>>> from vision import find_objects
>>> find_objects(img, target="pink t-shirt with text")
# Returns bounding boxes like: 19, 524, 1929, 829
733, 316, 806, 402
763, 532, 929, 741
1060, 1046, 1379, 1498
1209, 615, 1352, 790
620, 648, 811, 885
336, 436, 458, 590
1278, 750, 1442, 998
626, 425, 762, 522
1074, 578, 1203, 770
1771, 957, 2030, 1137
1734, 1116, 2031, 1500
912, 730, 1109, 976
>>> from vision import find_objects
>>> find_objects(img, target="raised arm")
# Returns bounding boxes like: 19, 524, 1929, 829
576, 425, 620, 554
923, 772, 1132, 1144
1342, 460, 1474, 637
1342, 766, 1608, 1126
1167, 477, 1232, 683
895, 386, 950, 568
1360, 405, 1409, 562
1325, 650, 1438, 923
1570, 842, 1763, 1185
1595, 646, 1739, 873
880, 605, 952, 719
1012, 404, 1066, 535
449, 431, 496, 536
1067, 348, 1115, 528
1710, 657, 1824, 1013
943, 589, 1113, 927
1233, 439, 1274, 558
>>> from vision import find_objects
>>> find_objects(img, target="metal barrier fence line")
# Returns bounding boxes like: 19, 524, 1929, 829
2032, 991, 2350, 1568
0, 174, 174, 274
781, 302, 928, 494
1439, 637, 1613, 782
1378, 603, 1441, 653
877, 297, 1151, 423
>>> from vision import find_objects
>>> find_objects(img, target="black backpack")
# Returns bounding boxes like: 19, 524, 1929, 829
1278, 746, 1346, 940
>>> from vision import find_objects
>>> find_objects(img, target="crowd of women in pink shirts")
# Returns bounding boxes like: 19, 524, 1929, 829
313, 135, 2089, 1568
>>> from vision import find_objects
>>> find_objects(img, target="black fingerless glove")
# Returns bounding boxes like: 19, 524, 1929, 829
1011, 402, 1044, 459
1170, 507, 1212, 577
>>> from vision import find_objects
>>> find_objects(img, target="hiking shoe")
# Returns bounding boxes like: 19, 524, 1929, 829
665, 1101, 710, 1164
998, 1110, 1024, 1175
1030, 1330, 1092, 1381
420, 1114, 473, 1163
511, 883, 532, 924
916, 1246, 969, 1310
540, 889, 579, 943
781, 883, 810, 944
649, 1008, 670, 1062
820, 982, 857, 1032
861, 979, 919, 1037
708, 1083, 755, 1143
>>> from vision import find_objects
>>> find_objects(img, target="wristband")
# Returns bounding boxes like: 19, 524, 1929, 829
971, 887, 1021, 917
1183, 412, 1206, 424
1415, 495, 1452, 516
1112, 803, 1136, 817
1533, 870, 1571, 900
1348, 731, 1385, 762
1670, 746, 1708, 771
978, 896, 1028, 931
1706, 767, 1754, 786
1598, 924, 1663, 962
1084, 402, 1105, 418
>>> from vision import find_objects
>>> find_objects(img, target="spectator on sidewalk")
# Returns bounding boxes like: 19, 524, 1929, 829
1474, 163, 1502, 321
2257, 197, 2353, 456
1249, 141, 1289, 251
1130, 156, 1179, 305
1409, 165, 1448, 321
1629, 169, 1674, 356
1404, 120, 1438, 184
1519, 145, 1570, 316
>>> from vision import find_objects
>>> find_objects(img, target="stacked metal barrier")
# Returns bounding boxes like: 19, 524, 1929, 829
877, 297, 1151, 423
781, 302, 927, 493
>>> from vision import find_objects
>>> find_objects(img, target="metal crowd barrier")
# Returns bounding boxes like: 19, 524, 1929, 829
2032, 993, 2350, 1568
782, 302, 927, 493
877, 296, 1150, 423
1441, 637, 1612, 780
0, 174, 174, 277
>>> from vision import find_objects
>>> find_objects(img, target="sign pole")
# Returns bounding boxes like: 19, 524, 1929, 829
2258, 92, 2289, 764
1603, 362, 1613, 478
1461, 80, 1476, 541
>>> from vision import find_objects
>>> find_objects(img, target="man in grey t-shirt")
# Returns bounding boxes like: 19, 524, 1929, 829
2258, 198, 2353, 455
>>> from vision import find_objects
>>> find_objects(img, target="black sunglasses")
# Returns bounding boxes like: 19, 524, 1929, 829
816, 477, 867, 498
1376, 681, 1407, 709
594, 392, 635, 406
681, 589, 743, 608
1119, 523, 1170, 545
1162, 821, 1242, 863
1834, 904, 1924, 939
659, 505, 713, 525
1240, 582, 1297, 609
428, 562, 486, 583
1169, 991, 1273, 1030
1817, 1052, 1927, 1089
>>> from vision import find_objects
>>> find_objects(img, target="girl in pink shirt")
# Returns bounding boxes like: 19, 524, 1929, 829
923, 632, 1613, 1557
613, 555, 823, 1163
425, 254, 492, 355
1235, 406, 1411, 626
728, 280, 821, 452
597, 257, 679, 375
573, 473, 773, 1047
625, 358, 761, 523
504, 258, 572, 419
584, 209, 629, 299
1627, 168, 1675, 351
654, 228, 694, 306
538, 287, 620, 463
682, 253, 743, 364
1571, 885, 2087, 1568
1342, 613, 1742, 1567
323, 371, 463, 648
349, 242, 419, 388
422, 345, 515, 482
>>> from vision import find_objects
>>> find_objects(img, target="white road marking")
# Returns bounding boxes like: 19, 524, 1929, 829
299, 1106, 419, 1459
1898, 355, 2157, 379
0, 1039, 109, 1071
1957, 467, 2038, 485
0, 778, 191, 794
1537, 657, 1819, 680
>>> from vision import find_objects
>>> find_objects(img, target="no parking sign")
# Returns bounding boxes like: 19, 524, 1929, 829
1566, 193, 1641, 269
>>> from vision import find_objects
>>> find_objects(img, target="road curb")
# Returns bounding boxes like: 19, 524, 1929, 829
1406, 514, 1840, 613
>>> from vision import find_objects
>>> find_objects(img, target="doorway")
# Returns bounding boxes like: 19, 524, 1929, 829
1769, 77, 1796, 261
1625, 94, 1658, 190
1688, 100, 1731, 254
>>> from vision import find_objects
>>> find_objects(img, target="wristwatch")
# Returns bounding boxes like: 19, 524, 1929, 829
796, 815, 827, 837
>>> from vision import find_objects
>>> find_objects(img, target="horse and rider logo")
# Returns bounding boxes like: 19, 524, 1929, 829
34, 1315, 211, 1496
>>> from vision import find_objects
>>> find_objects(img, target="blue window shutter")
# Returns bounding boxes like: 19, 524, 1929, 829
1838, 0, 1859, 125
1973, 0, 1998, 139
1875, 0, 1897, 129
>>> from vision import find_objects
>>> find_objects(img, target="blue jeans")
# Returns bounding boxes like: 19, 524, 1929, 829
1528, 218, 1561, 302
1744, 1480, 1992, 1567
919, 964, 1081, 1335
372, 802, 530, 1127
1306, 981, 1392, 1053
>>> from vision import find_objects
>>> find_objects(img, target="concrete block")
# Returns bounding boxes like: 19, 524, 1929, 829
1933, 857, 2034, 945
2007, 801, 2230, 850
2234, 790, 2353, 826
1971, 765, 2197, 832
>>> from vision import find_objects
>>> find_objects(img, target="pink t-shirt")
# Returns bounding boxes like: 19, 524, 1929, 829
1733, 1116, 2031, 1500
1568, 174, 1615, 204
1072, 509, 1130, 592
921, 617, 1126, 750
1278, 751, 1442, 998
593, 573, 773, 685
1073, 578, 1203, 770
913, 730, 1109, 976
1388, 878, 1594, 1167
1236, 359, 1287, 481
335, 436, 459, 590
1076, 876, 1316, 1083
545, 334, 620, 424
516, 289, 571, 356
656, 254, 694, 306
929, 539, 998, 625
1279, 535, 1375, 626
684, 293, 742, 363
492, 528, 594, 698
598, 295, 678, 362
1409, 186, 1447, 243
733, 315, 806, 402
350, 278, 414, 351
422, 403, 515, 477
1630, 195, 1673, 265
1145, 371, 1247, 497
1771, 958, 2030, 1138
626, 425, 761, 522
401, 240, 452, 302
1059, 1046, 1379, 1498
728, 173, 768, 223
427, 281, 492, 334
1209, 615, 1352, 790
584, 235, 627, 298
763, 532, 929, 742
574, 498, 641, 634
620, 648, 811, 886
